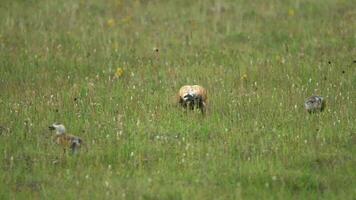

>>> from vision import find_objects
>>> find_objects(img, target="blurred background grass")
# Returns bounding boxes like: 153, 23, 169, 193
0, 0, 355, 199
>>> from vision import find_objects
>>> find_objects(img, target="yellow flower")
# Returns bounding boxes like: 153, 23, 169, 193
241, 74, 247, 81
115, 68, 124, 78
107, 18, 116, 27
288, 9, 295, 17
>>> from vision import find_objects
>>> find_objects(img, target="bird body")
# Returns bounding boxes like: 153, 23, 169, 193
54, 134, 82, 153
49, 123, 82, 154
178, 85, 207, 114
304, 95, 325, 113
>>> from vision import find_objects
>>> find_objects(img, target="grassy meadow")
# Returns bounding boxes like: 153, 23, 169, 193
0, 0, 355, 199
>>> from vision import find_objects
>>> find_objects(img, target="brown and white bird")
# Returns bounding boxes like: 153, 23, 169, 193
49, 123, 83, 154
304, 95, 325, 113
178, 85, 207, 114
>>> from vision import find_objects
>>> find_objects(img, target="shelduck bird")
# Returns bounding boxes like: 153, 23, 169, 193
304, 95, 325, 113
178, 85, 207, 114
49, 123, 83, 154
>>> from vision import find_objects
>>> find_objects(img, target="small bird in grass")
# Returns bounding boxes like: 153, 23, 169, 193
177, 85, 208, 114
49, 123, 83, 154
304, 95, 325, 113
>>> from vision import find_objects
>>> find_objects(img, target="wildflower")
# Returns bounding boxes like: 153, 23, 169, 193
107, 18, 115, 27
115, 67, 124, 78
240, 74, 247, 81
288, 9, 295, 17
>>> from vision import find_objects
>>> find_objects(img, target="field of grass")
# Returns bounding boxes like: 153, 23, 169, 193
0, 0, 355, 199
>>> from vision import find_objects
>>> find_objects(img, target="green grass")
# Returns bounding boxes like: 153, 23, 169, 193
0, 0, 355, 199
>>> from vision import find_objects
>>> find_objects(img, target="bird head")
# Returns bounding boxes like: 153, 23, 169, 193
49, 122, 66, 135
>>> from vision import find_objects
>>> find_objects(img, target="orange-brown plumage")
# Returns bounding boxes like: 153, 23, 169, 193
49, 123, 83, 154
178, 85, 207, 114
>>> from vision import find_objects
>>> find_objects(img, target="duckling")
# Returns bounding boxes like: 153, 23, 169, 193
49, 123, 83, 154
304, 95, 325, 113
178, 85, 208, 114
